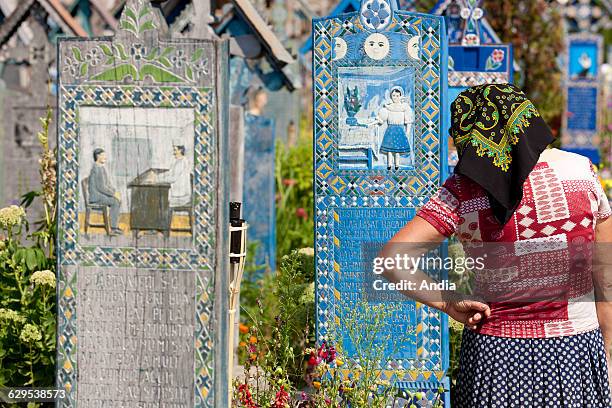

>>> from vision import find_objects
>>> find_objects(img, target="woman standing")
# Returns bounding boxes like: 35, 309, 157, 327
376, 86, 413, 170
380, 84, 612, 406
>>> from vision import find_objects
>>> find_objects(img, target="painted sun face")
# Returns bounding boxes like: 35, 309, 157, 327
364, 33, 389, 60
333, 37, 348, 60
407, 36, 420, 59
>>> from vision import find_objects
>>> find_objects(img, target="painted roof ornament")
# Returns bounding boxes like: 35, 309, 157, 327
459, 0, 483, 45
431, 0, 499, 46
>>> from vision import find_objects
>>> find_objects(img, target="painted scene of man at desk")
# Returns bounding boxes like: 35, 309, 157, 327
337, 66, 416, 171
78, 107, 195, 246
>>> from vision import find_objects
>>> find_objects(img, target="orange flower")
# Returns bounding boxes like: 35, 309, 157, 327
313, 381, 321, 389
249, 353, 257, 361
239, 341, 247, 347
249, 336, 257, 344
239, 323, 249, 334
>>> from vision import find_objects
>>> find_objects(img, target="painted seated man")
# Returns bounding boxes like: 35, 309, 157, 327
156, 145, 191, 207
88, 148, 122, 235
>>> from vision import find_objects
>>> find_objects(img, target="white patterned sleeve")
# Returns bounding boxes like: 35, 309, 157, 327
590, 164, 611, 220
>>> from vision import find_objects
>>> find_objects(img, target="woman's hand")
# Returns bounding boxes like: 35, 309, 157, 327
443, 300, 491, 330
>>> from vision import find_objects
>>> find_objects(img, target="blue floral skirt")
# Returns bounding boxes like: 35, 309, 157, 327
455, 328, 612, 407
380, 124, 410, 153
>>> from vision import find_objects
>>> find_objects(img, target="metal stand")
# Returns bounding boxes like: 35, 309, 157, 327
228, 202, 248, 404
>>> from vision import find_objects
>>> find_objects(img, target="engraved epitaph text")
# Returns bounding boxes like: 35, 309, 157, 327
76, 268, 194, 407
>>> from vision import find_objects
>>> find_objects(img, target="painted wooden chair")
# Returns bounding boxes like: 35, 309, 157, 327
169, 173, 193, 233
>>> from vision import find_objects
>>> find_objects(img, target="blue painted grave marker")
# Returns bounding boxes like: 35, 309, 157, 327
313, 0, 450, 403
243, 111, 277, 272
562, 33, 603, 162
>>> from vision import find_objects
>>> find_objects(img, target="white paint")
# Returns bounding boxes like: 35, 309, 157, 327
407, 36, 420, 59
333, 37, 347, 60
364, 33, 389, 60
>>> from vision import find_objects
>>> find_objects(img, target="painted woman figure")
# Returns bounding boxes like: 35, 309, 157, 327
376, 86, 414, 170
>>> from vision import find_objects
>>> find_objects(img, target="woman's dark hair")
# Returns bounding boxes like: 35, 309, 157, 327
391, 88, 402, 96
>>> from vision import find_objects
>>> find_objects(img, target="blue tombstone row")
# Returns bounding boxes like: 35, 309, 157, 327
313, 0, 450, 404
561, 33, 603, 165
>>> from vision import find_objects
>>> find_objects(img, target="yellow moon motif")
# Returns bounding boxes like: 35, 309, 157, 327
364, 33, 390, 60
407, 36, 420, 59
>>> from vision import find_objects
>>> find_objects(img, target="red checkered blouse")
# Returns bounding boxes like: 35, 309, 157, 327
417, 148, 611, 338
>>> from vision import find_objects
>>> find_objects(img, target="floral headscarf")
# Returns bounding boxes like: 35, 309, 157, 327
450, 83, 555, 225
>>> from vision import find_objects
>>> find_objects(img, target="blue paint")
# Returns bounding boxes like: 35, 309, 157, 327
563, 34, 602, 148
313, 2, 450, 402
567, 87, 598, 132
449, 45, 511, 73
431, 0, 500, 46
569, 42, 598, 80
338, 66, 416, 170
335, 207, 418, 359
339, 31, 417, 61
229, 57, 253, 106
243, 113, 276, 274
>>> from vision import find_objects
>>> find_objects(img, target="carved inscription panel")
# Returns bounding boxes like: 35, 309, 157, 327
76, 267, 195, 407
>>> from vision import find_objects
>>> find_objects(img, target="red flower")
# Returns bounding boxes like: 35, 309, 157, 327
295, 208, 307, 219
237, 383, 258, 408
273, 386, 290, 408
282, 178, 297, 186
308, 355, 318, 366
316, 342, 336, 363
492, 49, 505, 63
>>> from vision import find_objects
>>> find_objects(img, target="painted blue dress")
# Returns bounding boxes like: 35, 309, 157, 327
377, 102, 413, 154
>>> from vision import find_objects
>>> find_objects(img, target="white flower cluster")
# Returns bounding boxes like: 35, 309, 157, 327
0, 205, 26, 230
30, 270, 56, 289
19, 324, 42, 344
0, 308, 25, 324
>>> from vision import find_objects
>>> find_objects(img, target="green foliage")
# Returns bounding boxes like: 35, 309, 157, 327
486, 1, 565, 132
234, 249, 315, 406
0, 108, 57, 391
448, 317, 464, 406
412, 0, 439, 12
0, 231, 56, 387
307, 300, 411, 407
275, 130, 314, 261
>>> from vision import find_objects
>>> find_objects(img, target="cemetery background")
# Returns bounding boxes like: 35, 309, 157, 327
0, 0, 607, 407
